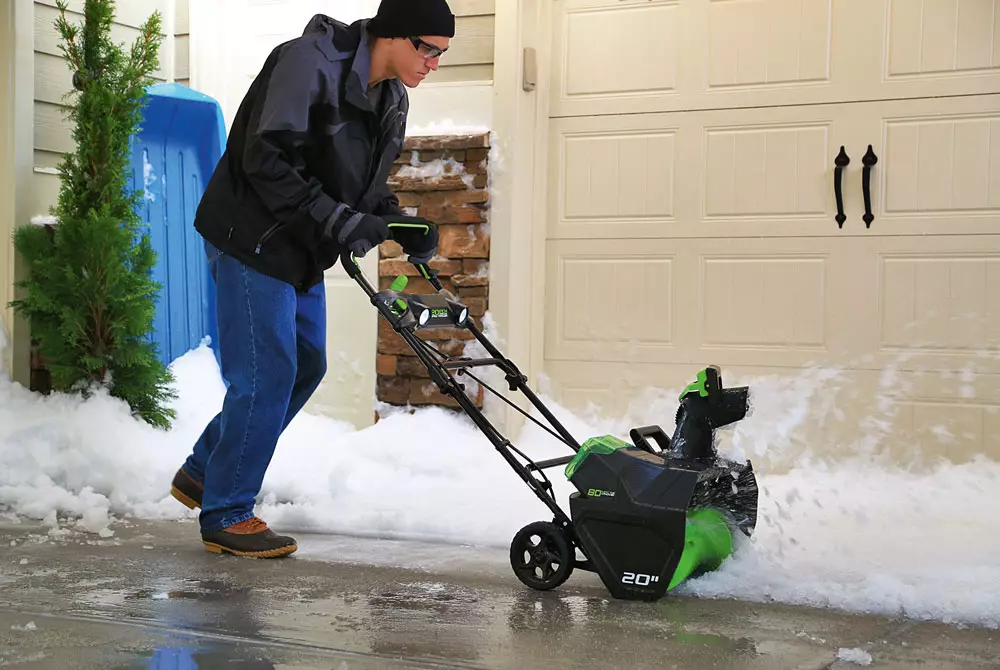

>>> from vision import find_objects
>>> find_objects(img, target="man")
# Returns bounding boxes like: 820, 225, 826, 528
169, 0, 455, 558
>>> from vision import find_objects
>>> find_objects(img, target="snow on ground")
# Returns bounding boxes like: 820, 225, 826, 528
1, 328, 998, 630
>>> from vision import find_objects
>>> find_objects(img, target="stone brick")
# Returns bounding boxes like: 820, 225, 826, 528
452, 273, 489, 288
436, 205, 486, 224
462, 297, 487, 317
379, 239, 403, 257
420, 204, 484, 224
463, 159, 488, 175
416, 326, 475, 341
462, 259, 488, 275
457, 285, 488, 298
389, 175, 471, 192
377, 375, 410, 405
379, 258, 461, 278
396, 192, 422, 208
376, 355, 397, 376
404, 133, 490, 151
397, 355, 430, 378
439, 224, 489, 258
377, 322, 413, 356
438, 340, 466, 356
466, 148, 489, 162
409, 378, 483, 408
420, 189, 489, 206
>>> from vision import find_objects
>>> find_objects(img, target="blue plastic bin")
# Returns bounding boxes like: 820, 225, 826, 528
128, 82, 227, 368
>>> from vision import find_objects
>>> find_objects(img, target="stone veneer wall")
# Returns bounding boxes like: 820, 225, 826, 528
376, 132, 491, 410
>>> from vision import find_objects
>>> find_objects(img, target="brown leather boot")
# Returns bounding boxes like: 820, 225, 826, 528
170, 468, 203, 509
201, 517, 297, 558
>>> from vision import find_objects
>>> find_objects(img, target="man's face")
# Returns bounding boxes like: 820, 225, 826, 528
390, 35, 450, 87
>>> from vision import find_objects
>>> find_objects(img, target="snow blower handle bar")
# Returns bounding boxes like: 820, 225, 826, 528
338, 248, 443, 294
386, 219, 445, 291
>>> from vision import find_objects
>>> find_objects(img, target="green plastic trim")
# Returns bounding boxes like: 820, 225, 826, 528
679, 368, 710, 400
389, 274, 409, 313
564, 435, 631, 479
390, 275, 408, 292
667, 507, 734, 590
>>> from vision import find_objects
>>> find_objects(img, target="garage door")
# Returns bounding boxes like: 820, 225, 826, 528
542, 0, 1000, 462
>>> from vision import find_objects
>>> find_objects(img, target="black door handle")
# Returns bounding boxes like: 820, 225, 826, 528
862, 144, 878, 228
834, 146, 850, 228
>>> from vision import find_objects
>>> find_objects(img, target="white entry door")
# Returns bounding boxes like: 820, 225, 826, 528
189, 0, 382, 430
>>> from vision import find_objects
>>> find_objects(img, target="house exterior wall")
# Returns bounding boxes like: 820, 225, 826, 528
31, 0, 175, 220
1, 0, 35, 385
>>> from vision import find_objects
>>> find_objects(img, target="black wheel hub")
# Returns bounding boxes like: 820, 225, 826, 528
509, 521, 574, 591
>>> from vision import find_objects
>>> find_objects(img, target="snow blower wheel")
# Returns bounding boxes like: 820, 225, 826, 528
341, 248, 760, 602
510, 521, 574, 591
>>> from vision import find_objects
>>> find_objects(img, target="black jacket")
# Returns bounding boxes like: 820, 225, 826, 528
194, 15, 408, 290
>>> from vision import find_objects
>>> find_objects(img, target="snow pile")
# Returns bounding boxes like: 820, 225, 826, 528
406, 120, 491, 137
395, 152, 475, 189
1, 334, 999, 629
837, 648, 873, 666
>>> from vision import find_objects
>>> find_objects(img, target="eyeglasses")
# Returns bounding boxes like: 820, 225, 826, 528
408, 36, 448, 60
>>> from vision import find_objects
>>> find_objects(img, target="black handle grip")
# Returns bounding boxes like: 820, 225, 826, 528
834, 146, 850, 229
629, 425, 671, 454
340, 249, 361, 278
862, 144, 878, 229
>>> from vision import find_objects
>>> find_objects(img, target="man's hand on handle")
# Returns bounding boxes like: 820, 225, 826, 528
386, 215, 439, 264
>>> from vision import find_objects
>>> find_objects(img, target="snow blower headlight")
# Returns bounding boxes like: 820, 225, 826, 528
404, 294, 470, 330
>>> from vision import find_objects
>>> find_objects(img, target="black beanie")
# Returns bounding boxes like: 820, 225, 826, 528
368, 0, 455, 38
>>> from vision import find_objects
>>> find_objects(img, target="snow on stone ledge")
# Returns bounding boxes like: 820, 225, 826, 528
405, 119, 490, 137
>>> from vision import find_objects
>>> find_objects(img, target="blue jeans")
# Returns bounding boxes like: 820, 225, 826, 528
183, 241, 327, 532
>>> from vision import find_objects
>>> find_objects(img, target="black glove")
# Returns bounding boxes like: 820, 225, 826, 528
323, 208, 388, 258
386, 215, 438, 264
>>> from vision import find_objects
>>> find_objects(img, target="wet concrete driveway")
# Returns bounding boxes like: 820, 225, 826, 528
1, 518, 997, 669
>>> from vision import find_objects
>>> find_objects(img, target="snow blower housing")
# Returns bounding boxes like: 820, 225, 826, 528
342, 247, 758, 601
561, 366, 757, 600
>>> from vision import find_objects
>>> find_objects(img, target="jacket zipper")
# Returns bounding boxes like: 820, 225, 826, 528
255, 222, 283, 254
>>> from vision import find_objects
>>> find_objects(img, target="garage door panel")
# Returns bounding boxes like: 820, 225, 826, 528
701, 255, 827, 349
883, 113, 1000, 218
854, 95, 1000, 235
558, 0, 680, 100
707, 0, 832, 89
561, 130, 677, 221
846, 235, 1000, 377
887, 0, 1000, 79
550, 0, 1000, 118
879, 254, 1000, 355
544, 241, 680, 364
548, 105, 855, 239
549, 114, 682, 239
544, 237, 857, 369
704, 121, 831, 220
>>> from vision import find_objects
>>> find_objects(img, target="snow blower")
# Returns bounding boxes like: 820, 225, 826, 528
342, 241, 758, 601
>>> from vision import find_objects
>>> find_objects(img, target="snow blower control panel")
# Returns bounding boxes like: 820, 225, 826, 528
377, 274, 470, 332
